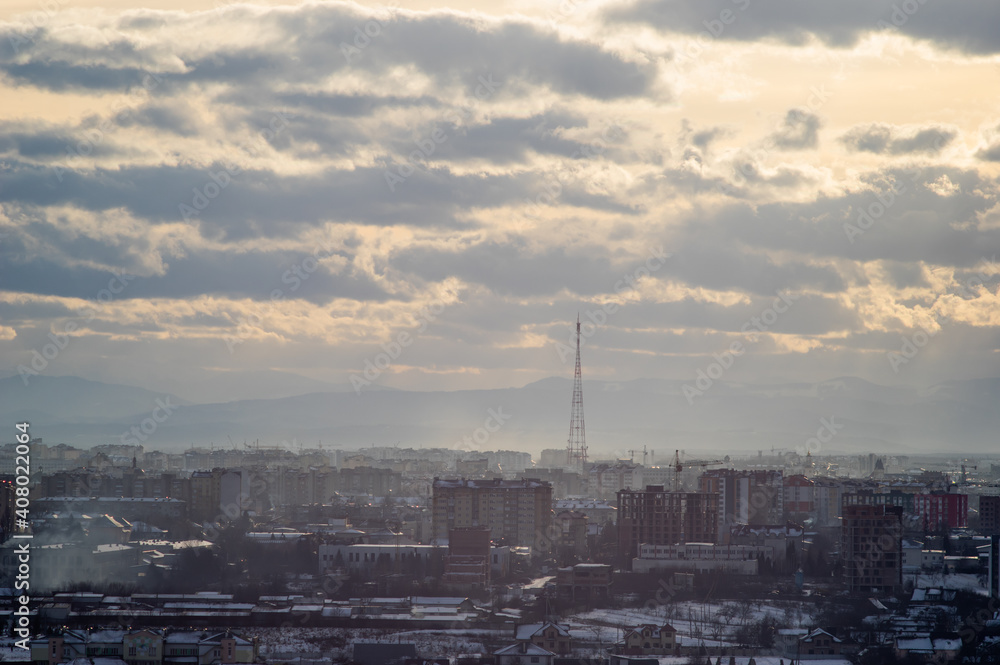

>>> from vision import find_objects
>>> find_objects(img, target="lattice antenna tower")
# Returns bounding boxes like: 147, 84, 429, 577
566, 314, 588, 467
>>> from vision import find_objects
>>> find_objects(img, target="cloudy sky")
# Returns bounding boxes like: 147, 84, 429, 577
2, 0, 1000, 401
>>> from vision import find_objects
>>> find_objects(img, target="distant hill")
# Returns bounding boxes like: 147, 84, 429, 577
0, 375, 187, 428
5, 374, 1000, 457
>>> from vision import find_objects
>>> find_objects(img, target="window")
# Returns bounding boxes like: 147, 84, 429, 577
530, 659, 539, 664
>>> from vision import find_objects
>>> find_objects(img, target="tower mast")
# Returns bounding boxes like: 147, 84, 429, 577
567, 314, 587, 468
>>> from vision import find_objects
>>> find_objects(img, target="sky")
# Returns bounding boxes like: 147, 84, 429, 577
2, 0, 1000, 400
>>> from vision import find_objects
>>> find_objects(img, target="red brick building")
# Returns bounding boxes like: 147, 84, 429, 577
617, 486, 719, 562
913, 493, 968, 531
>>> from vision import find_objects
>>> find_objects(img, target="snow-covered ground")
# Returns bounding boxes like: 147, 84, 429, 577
572, 599, 819, 649
913, 572, 990, 595
0, 644, 31, 662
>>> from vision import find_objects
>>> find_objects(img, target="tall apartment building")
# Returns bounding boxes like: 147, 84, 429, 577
842, 504, 903, 594
699, 469, 783, 543
431, 478, 553, 549
980, 495, 1000, 535
616, 485, 719, 563
783, 474, 815, 515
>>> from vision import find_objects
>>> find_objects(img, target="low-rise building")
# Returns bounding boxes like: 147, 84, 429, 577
494, 642, 555, 665
514, 622, 572, 655
555, 563, 611, 602
619, 624, 676, 655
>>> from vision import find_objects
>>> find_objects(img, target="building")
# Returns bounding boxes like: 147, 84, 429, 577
31, 629, 257, 665
33, 497, 186, 523
555, 563, 611, 602
913, 493, 968, 531
337, 466, 402, 497
796, 629, 850, 658
443, 527, 490, 587
631, 542, 771, 575
981, 495, 1000, 535
842, 504, 903, 594
783, 474, 814, 516
699, 469, 783, 542
494, 642, 555, 665
616, 486, 719, 562
318, 543, 445, 577
552, 498, 616, 529
514, 622, 572, 655
553, 510, 588, 559
431, 478, 553, 549
894, 635, 961, 663
619, 624, 676, 655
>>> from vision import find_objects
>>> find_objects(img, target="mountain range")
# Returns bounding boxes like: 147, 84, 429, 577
2, 374, 999, 458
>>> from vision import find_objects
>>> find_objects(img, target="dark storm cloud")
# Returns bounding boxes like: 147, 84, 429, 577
0, 160, 553, 239
607, 0, 1000, 55
0, 230, 389, 305
115, 103, 201, 137
684, 166, 1000, 267
1, 4, 658, 101
840, 123, 957, 155
0, 123, 120, 159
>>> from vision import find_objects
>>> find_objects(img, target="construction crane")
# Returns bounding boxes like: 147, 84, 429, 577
626, 446, 650, 465
671, 449, 726, 491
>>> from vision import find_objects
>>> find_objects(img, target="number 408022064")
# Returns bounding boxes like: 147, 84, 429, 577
13, 422, 31, 525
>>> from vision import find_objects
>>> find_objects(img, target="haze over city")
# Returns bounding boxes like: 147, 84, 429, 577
5, 3, 1000, 663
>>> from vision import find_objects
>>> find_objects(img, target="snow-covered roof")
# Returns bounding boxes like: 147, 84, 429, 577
896, 636, 933, 651
803, 628, 842, 643
515, 622, 570, 640
411, 596, 469, 606
494, 642, 555, 656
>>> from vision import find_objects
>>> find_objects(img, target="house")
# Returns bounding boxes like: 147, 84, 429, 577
894, 635, 961, 664
797, 628, 848, 657
493, 643, 555, 665
31, 630, 256, 665
619, 624, 677, 655
514, 622, 572, 655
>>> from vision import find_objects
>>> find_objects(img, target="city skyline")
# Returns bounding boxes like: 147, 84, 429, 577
1, 0, 999, 401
